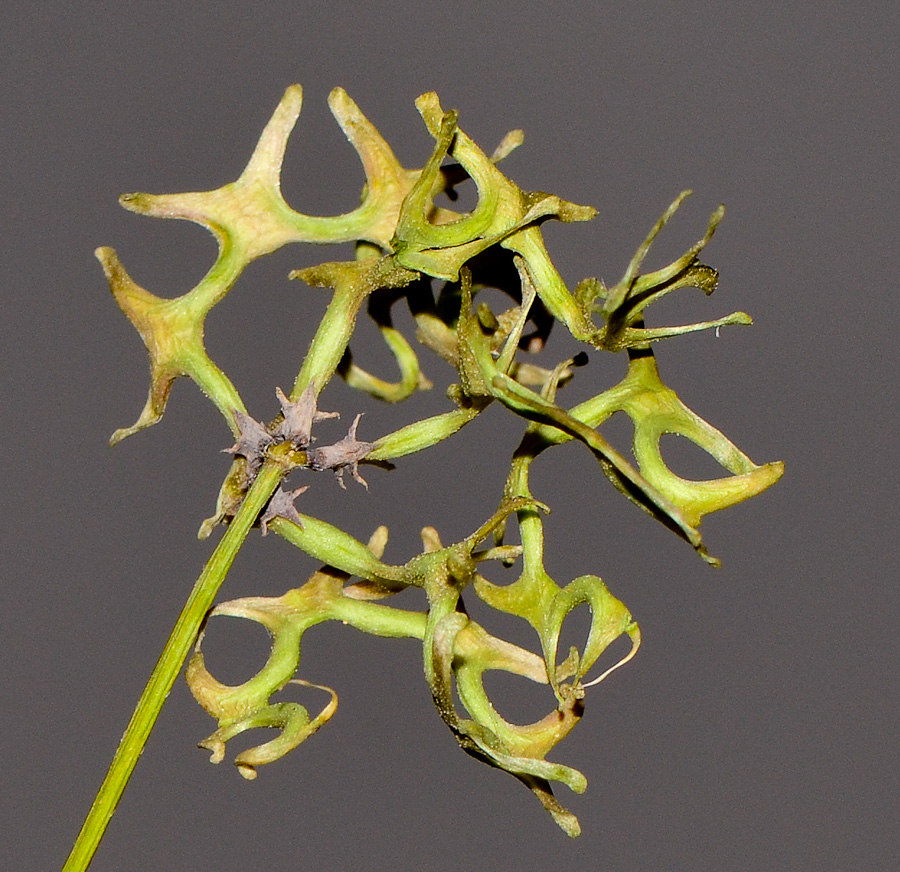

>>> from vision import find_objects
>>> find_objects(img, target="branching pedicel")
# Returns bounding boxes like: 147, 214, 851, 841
69, 84, 783, 868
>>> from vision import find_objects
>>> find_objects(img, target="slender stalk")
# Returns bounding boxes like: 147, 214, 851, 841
61, 462, 283, 872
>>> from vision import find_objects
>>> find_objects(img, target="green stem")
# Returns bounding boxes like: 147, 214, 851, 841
291, 282, 367, 400
61, 461, 284, 872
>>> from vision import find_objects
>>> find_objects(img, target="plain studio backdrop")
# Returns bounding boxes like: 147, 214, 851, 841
3, 3, 898, 871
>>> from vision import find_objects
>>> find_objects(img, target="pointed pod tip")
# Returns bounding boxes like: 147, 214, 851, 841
327, 85, 351, 110
548, 804, 583, 838
276, 84, 303, 118
94, 246, 118, 276
709, 203, 726, 228
561, 202, 598, 223
701, 549, 722, 568
109, 418, 146, 446
118, 191, 153, 214
563, 819, 582, 839
768, 459, 786, 483
491, 128, 525, 162
415, 90, 440, 109
415, 92, 447, 133
108, 424, 139, 447
197, 737, 226, 765
236, 763, 258, 781
197, 517, 217, 540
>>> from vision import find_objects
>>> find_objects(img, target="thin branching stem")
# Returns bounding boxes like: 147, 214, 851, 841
62, 461, 284, 872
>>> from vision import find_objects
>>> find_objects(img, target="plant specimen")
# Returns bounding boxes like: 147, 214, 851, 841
63, 85, 783, 870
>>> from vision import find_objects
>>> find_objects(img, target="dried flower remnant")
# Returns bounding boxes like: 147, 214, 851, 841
259, 486, 309, 535
274, 385, 340, 447
224, 410, 275, 478
306, 414, 375, 488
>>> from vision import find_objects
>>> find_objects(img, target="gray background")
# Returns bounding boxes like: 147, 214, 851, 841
3, 2, 898, 870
